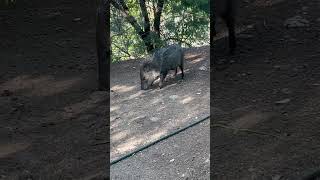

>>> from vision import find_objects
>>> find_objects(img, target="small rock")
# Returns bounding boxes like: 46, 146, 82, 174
273, 65, 281, 69
281, 88, 291, 94
10, 108, 18, 114
47, 11, 62, 19
275, 98, 291, 105
264, 59, 271, 64
247, 24, 254, 29
248, 167, 255, 172
55, 27, 65, 32
169, 95, 178, 100
150, 117, 159, 122
73, 17, 81, 22
199, 65, 207, 71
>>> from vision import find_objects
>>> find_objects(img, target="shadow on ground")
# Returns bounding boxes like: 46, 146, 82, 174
0, 1, 107, 179
212, 0, 320, 179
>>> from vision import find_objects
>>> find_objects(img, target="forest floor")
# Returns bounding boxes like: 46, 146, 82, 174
0, 0, 320, 179
110, 46, 210, 179
0, 0, 107, 179
212, 0, 320, 179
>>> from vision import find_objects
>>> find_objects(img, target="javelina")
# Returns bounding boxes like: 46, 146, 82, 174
213, 0, 236, 54
140, 44, 184, 90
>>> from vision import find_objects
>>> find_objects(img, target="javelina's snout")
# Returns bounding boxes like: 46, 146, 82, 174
140, 61, 160, 90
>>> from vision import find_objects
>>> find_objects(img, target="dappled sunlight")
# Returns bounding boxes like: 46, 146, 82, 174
231, 111, 273, 129
189, 57, 205, 64
111, 129, 168, 159
110, 105, 120, 113
180, 96, 194, 104
151, 98, 162, 104
111, 130, 129, 142
127, 90, 144, 100
0, 142, 30, 158
185, 54, 203, 61
149, 129, 167, 141
110, 118, 122, 129
213, 24, 255, 41
0, 75, 82, 97
111, 84, 136, 93
115, 136, 145, 154
61, 91, 106, 120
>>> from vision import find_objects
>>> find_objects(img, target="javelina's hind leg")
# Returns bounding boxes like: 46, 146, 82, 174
180, 65, 184, 79
159, 72, 168, 89
175, 67, 178, 76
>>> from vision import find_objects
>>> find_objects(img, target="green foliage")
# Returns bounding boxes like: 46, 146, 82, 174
110, 0, 209, 62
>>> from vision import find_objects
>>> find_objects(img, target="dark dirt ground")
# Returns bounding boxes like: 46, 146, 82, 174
212, 0, 320, 179
0, 0, 107, 179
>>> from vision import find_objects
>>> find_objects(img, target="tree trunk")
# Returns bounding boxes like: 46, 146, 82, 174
153, 0, 165, 39
111, 0, 158, 53
96, 0, 110, 91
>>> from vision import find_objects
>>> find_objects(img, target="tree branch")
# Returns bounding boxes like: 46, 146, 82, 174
164, 37, 192, 47
112, 43, 132, 58
110, 0, 145, 38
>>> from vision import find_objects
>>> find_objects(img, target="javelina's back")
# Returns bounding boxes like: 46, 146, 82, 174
152, 44, 184, 72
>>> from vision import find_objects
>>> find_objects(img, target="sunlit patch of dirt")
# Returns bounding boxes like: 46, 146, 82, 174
231, 111, 274, 129
0, 75, 82, 97
180, 96, 194, 104
111, 85, 137, 93
0, 142, 30, 158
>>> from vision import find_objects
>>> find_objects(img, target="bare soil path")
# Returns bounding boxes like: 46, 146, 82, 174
110, 46, 210, 163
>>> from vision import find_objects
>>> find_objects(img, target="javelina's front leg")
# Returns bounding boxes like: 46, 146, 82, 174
159, 72, 167, 89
